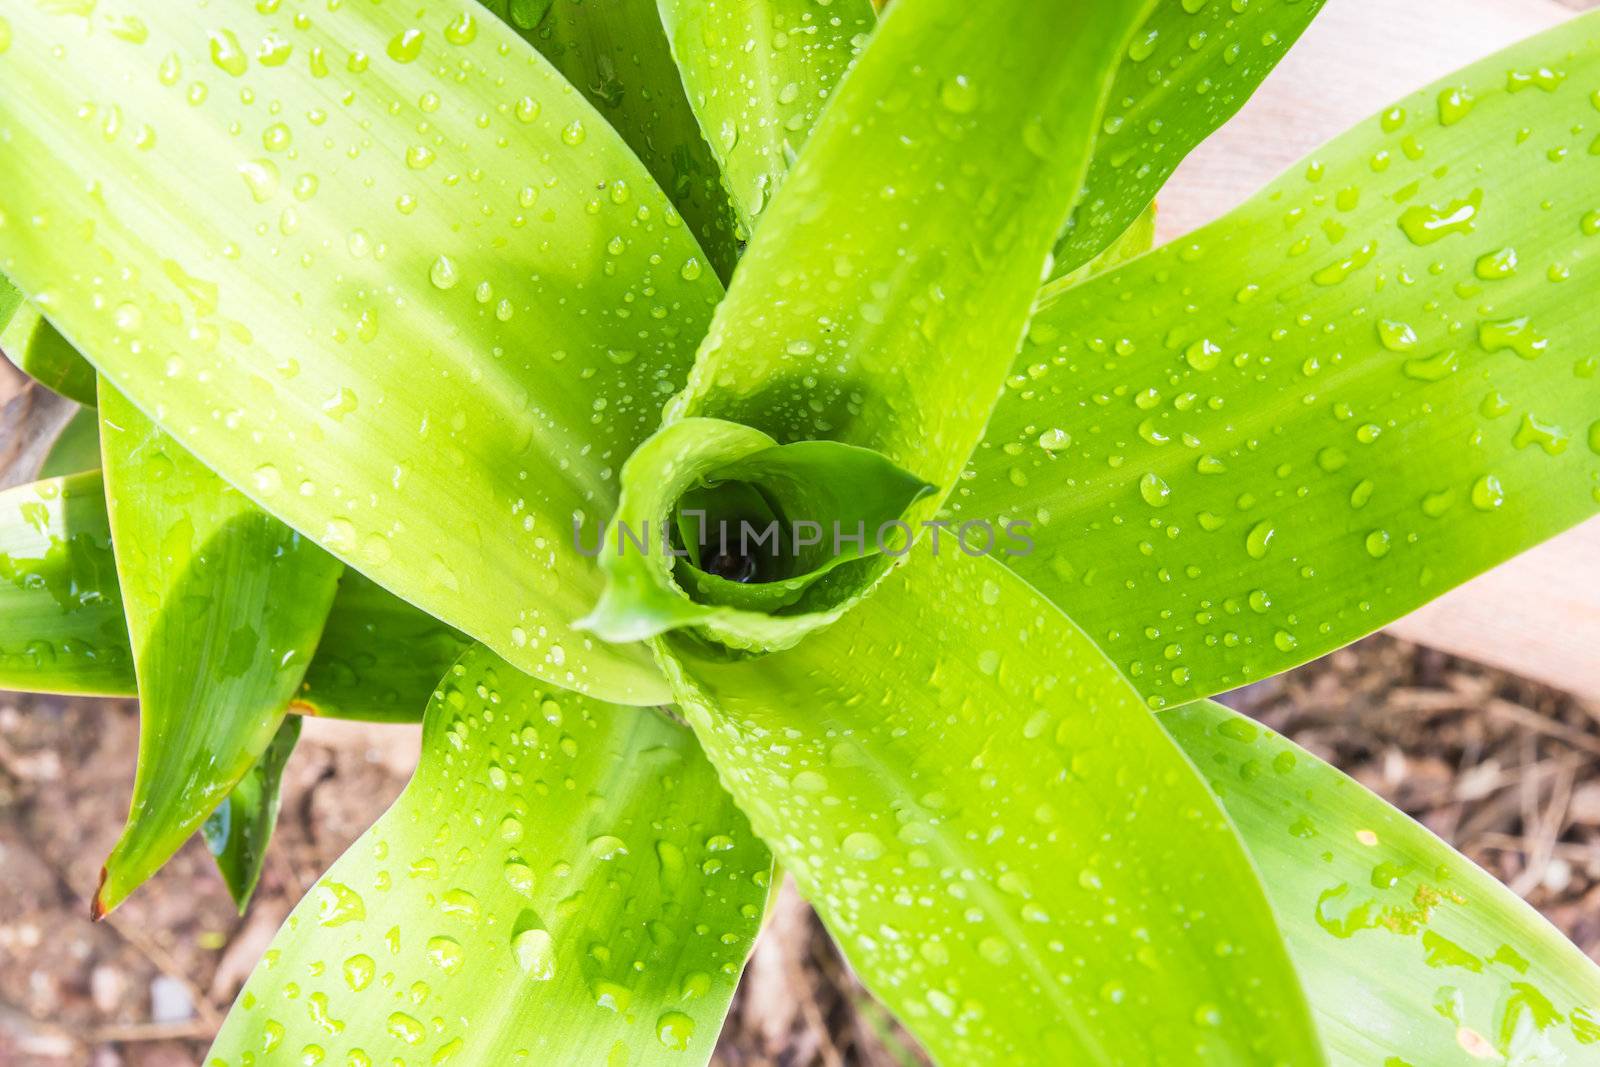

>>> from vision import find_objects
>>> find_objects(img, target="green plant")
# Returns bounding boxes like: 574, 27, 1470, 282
1, 0, 1598, 1061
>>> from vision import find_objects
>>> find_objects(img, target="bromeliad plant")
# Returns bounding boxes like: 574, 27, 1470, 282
2, 0, 1599, 1061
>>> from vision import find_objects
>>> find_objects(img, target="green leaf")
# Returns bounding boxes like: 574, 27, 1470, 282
957, 12, 1600, 709
1053, 0, 1328, 277
1165, 700, 1600, 1064
96, 383, 344, 916
653, 549, 1321, 1065
1, 287, 96, 405
0, 472, 130, 695
653, 0, 1157, 653
671, 0, 1152, 498
580, 418, 932, 645
0, 470, 463, 719
37, 406, 101, 480
0, 0, 724, 706
1057, 201, 1157, 289
203, 715, 301, 913
658, 0, 876, 238
489, 0, 742, 281
208, 645, 773, 1066
295, 569, 469, 724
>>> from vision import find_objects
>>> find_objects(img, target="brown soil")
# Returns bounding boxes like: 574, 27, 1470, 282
3, 635, 1598, 1066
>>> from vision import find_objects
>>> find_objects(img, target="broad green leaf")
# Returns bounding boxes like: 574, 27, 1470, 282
1, 287, 96, 406
654, 0, 1157, 651
490, 0, 743, 280
581, 418, 932, 645
658, 0, 876, 238
0, 0, 725, 706
654, 549, 1321, 1065
0, 471, 462, 719
1166, 701, 1600, 1064
38, 406, 101, 480
203, 715, 301, 913
0, 472, 129, 695
209, 645, 773, 1066
957, 12, 1600, 709
670, 0, 1152, 498
96, 383, 344, 916
0, 273, 22, 329
1053, 0, 1329, 278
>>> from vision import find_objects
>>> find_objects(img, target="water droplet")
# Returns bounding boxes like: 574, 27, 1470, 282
430, 255, 460, 290
1139, 472, 1172, 508
1245, 520, 1275, 559
1364, 530, 1392, 558
314, 882, 365, 927
511, 928, 555, 981
656, 1011, 696, 1051
208, 29, 248, 77
1185, 338, 1222, 371
1437, 86, 1475, 126
1475, 247, 1518, 279
1399, 190, 1482, 245
425, 936, 465, 975
443, 12, 478, 45
1038, 428, 1071, 452
939, 75, 978, 114
842, 831, 884, 861
1470, 475, 1505, 511
562, 119, 587, 146
386, 1011, 425, 1045
387, 29, 424, 64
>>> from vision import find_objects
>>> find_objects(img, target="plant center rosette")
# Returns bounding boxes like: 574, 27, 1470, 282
579, 417, 935, 653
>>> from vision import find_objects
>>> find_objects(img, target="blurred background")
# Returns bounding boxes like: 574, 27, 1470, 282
3, 0, 1598, 1063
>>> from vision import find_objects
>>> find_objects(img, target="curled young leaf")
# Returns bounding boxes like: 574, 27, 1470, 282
958, 12, 1600, 708
1166, 701, 1600, 1064
579, 417, 931, 647
208, 645, 773, 1067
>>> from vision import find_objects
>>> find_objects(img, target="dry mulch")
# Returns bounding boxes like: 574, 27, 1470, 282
2, 634, 1598, 1065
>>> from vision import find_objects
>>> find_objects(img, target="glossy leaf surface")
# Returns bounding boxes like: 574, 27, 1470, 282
209, 645, 773, 1066
0, 0, 724, 705
1054, 0, 1329, 276
958, 13, 1600, 708
0, 472, 129, 695
1166, 701, 1600, 1064
0, 471, 461, 719
493, 0, 742, 280
97, 384, 343, 914
204, 715, 301, 913
656, 549, 1320, 1065
1, 287, 96, 405
659, 0, 875, 238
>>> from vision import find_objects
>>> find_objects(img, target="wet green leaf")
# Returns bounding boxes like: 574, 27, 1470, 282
655, 548, 1321, 1065
658, 0, 876, 238
581, 418, 932, 645
0, 0, 724, 706
490, 0, 742, 280
959, 13, 1600, 709
0, 285, 96, 405
203, 715, 300, 913
0, 472, 130, 695
1054, 0, 1329, 277
37, 407, 101, 480
1166, 700, 1600, 1064
0, 471, 462, 719
209, 645, 773, 1066
658, 0, 1157, 651
96, 384, 344, 916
